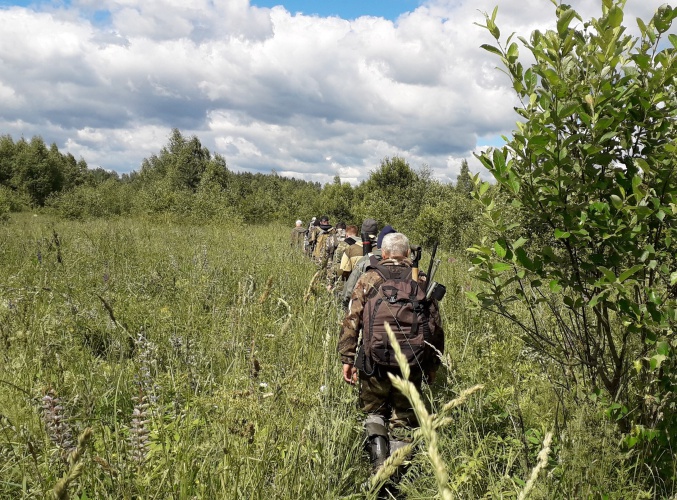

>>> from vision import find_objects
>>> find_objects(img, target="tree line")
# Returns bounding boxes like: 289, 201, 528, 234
0, 128, 482, 251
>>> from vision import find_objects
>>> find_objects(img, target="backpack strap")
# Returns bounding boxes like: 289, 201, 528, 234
365, 254, 381, 272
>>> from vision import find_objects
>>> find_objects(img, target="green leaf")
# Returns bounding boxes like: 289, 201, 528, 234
558, 101, 578, 118
487, 18, 500, 39
655, 5, 674, 34
492, 149, 507, 176
589, 291, 607, 308
554, 229, 570, 239
669, 33, 677, 49
631, 175, 644, 200
618, 265, 643, 283
515, 247, 535, 271
670, 272, 677, 286
607, 5, 624, 28
610, 194, 623, 210
549, 279, 563, 293
493, 262, 512, 272
528, 135, 550, 147
494, 240, 507, 258
598, 266, 617, 283
637, 17, 648, 37
512, 237, 528, 250
480, 44, 503, 57
634, 158, 651, 174
543, 68, 561, 86
650, 354, 667, 370
542, 246, 558, 262
557, 8, 577, 35
657, 341, 670, 356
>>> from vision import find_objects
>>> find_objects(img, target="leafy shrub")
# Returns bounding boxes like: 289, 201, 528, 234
472, 1, 677, 488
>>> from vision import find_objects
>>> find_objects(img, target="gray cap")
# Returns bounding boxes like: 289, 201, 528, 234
361, 218, 378, 236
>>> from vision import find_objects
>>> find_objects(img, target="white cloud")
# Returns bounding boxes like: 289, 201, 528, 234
0, 0, 670, 185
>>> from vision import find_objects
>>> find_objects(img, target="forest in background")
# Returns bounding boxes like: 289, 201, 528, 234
0, 130, 481, 252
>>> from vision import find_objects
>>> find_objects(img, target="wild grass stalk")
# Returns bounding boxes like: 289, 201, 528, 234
517, 431, 553, 500
51, 427, 92, 500
379, 322, 453, 500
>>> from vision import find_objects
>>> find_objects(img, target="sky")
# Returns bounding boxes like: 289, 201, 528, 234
0, 0, 671, 185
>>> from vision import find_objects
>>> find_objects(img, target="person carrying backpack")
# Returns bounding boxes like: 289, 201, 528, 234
311, 215, 337, 267
338, 232, 445, 476
290, 219, 307, 249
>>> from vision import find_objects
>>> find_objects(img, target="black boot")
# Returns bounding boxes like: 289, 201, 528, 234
367, 435, 389, 471
364, 415, 390, 472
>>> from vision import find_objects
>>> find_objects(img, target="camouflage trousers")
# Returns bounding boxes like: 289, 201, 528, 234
358, 367, 423, 433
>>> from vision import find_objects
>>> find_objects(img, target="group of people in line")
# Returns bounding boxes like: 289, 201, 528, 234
290, 216, 446, 494
291, 216, 394, 301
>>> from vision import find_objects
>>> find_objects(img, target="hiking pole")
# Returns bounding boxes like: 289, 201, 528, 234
425, 241, 438, 291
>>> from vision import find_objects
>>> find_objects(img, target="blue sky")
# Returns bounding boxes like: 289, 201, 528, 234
250, 0, 422, 21
0, 0, 670, 184
0, 0, 423, 21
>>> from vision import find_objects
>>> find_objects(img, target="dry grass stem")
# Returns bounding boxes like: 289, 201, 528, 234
369, 442, 415, 489
258, 276, 273, 304
277, 298, 292, 335
440, 384, 485, 414
385, 323, 453, 500
51, 427, 92, 500
517, 431, 553, 500
303, 270, 322, 304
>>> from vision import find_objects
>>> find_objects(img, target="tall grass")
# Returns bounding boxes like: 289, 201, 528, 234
0, 214, 658, 498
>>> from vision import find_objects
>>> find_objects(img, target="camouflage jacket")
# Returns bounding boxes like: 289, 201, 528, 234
290, 226, 306, 248
312, 226, 336, 263
337, 258, 444, 370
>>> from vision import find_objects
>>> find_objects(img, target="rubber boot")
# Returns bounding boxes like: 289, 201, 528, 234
364, 415, 390, 472
367, 435, 389, 471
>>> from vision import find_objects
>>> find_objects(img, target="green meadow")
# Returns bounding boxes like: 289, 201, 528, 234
0, 214, 650, 499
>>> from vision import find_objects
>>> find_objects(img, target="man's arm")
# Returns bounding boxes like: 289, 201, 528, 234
338, 273, 372, 374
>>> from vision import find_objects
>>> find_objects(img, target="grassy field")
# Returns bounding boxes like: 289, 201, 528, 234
0, 214, 645, 499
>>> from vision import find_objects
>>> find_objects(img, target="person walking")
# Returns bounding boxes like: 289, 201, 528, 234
290, 219, 306, 249
338, 232, 445, 477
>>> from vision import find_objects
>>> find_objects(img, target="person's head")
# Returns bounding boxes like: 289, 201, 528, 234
346, 225, 358, 237
295, 219, 303, 227
320, 215, 330, 224
381, 233, 410, 259
336, 221, 346, 230
377, 225, 397, 249
361, 218, 378, 240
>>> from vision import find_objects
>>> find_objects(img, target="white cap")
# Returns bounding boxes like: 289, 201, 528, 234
296, 219, 303, 225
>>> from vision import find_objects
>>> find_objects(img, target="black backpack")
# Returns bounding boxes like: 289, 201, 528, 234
358, 258, 434, 374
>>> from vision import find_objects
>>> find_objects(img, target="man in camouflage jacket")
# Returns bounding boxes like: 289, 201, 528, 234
338, 232, 444, 472
290, 219, 307, 249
